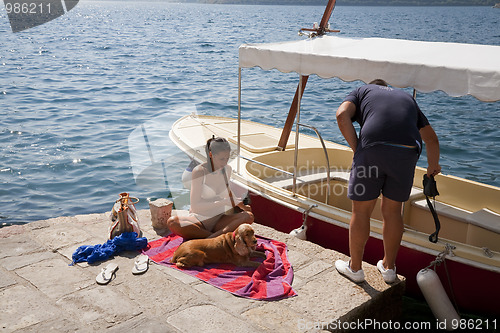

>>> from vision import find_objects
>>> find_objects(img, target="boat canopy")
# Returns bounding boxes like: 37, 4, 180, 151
239, 36, 500, 102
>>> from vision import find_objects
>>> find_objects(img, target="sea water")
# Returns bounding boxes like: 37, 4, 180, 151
1, 3, 499, 226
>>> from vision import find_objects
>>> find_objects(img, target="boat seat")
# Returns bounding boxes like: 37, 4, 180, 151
466, 208, 500, 234
273, 172, 424, 205
408, 187, 424, 201
412, 199, 500, 234
205, 120, 296, 153
413, 199, 470, 222
267, 170, 350, 189
466, 208, 500, 252
227, 132, 295, 153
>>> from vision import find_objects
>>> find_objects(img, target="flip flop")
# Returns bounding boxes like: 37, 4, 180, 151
132, 254, 149, 275
96, 262, 119, 285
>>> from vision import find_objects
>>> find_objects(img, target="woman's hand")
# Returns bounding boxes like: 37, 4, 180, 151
236, 202, 252, 212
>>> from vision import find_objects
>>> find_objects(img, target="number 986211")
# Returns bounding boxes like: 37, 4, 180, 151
5, 2, 51, 14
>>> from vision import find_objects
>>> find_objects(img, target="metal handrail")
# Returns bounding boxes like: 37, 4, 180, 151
237, 127, 331, 205
296, 123, 331, 204
239, 155, 294, 177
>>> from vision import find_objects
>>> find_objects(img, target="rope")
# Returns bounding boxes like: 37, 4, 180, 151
425, 243, 461, 315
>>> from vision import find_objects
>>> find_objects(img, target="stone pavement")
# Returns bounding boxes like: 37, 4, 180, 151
0, 209, 405, 332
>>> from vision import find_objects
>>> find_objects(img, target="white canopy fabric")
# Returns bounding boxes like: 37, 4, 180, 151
239, 36, 500, 102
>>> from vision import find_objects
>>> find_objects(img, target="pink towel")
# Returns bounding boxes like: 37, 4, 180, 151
143, 234, 297, 301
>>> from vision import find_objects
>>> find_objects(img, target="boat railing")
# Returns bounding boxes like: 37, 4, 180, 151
239, 155, 295, 177
236, 124, 332, 205
239, 151, 332, 205
295, 123, 331, 204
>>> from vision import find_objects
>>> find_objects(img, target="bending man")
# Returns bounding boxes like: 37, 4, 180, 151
335, 79, 440, 283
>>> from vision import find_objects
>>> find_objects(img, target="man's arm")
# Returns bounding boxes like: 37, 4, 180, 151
420, 125, 441, 177
336, 101, 358, 153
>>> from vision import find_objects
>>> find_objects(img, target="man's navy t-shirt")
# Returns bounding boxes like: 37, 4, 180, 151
344, 84, 429, 150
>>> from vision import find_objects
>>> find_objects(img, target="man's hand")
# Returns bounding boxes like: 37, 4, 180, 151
427, 164, 442, 177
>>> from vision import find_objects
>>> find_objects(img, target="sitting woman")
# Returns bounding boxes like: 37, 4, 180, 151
167, 137, 254, 240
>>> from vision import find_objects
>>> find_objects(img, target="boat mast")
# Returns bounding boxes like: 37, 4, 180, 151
276, 0, 338, 151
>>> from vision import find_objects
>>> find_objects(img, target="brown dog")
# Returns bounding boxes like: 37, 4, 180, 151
171, 224, 266, 269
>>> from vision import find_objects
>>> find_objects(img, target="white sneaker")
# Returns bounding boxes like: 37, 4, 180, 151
377, 260, 397, 283
335, 260, 365, 283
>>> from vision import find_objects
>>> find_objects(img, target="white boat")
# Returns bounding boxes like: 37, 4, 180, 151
169, 5, 500, 318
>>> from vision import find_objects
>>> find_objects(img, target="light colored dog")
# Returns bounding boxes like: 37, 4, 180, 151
171, 224, 266, 268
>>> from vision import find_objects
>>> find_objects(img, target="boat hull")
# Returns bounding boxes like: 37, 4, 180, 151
249, 191, 500, 318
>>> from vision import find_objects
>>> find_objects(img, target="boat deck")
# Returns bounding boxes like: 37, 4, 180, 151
0, 209, 405, 332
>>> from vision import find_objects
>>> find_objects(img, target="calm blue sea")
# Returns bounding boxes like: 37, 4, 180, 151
1, 2, 499, 226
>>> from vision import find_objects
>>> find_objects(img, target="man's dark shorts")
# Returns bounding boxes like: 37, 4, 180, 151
348, 145, 419, 202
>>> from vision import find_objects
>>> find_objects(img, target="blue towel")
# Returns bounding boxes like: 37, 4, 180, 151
71, 232, 148, 265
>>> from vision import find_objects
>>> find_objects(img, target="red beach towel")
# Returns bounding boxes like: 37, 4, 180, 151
142, 234, 297, 301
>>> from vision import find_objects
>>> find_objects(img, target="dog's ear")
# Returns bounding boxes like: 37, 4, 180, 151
234, 233, 250, 256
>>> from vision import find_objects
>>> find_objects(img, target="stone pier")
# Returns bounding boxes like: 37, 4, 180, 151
0, 209, 405, 332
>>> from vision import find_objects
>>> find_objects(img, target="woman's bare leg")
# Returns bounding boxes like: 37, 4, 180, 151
208, 210, 254, 239
166, 215, 211, 240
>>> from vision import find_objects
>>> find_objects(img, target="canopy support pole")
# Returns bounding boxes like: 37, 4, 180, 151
277, 75, 308, 151
318, 0, 337, 36
276, 0, 337, 151
292, 75, 303, 196
237, 67, 242, 174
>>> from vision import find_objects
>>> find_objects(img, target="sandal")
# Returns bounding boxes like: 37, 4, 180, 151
132, 254, 149, 275
96, 262, 119, 285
